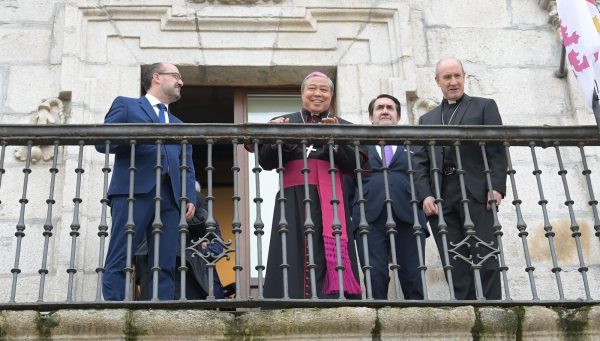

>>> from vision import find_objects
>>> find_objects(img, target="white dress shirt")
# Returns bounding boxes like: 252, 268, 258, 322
145, 93, 170, 123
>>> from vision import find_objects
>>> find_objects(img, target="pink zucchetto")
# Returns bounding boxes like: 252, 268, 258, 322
303, 71, 329, 81
301, 71, 334, 92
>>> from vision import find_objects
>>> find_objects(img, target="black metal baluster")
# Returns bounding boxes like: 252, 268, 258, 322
380, 141, 402, 300
480, 142, 509, 300
66, 141, 85, 302
353, 141, 373, 300
231, 140, 243, 299
10, 141, 33, 303
150, 140, 164, 301
301, 140, 318, 299
529, 142, 564, 299
504, 142, 538, 300
184, 141, 232, 300
96, 141, 111, 302
428, 142, 456, 300
251, 141, 265, 299
177, 140, 190, 301
327, 140, 346, 300
205, 140, 217, 300
578, 144, 600, 245
275, 140, 290, 299
0, 141, 6, 205
554, 143, 591, 300
404, 141, 428, 300
452, 142, 486, 300
38, 142, 59, 302
123, 141, 137, 301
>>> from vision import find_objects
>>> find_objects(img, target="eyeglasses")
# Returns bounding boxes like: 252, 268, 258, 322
156, 72, 182, 81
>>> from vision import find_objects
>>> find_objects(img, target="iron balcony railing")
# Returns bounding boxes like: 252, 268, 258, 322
0, 123, 599, 310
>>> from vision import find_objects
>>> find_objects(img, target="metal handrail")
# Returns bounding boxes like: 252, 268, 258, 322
0, 124, 598, 146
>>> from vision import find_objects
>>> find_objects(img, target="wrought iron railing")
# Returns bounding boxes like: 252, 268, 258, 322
0, 123, 599, 310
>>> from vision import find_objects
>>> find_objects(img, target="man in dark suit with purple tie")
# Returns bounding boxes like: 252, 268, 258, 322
348, 94, 428, 300
97, 62, 196, 301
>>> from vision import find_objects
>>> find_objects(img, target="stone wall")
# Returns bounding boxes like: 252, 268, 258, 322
1, 306, 600, 340
0, 0, 599, 303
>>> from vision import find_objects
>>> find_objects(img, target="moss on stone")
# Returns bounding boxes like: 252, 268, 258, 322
471, 307, 483, 341
511, 306, 526, 341
0, 312, 6, 340
371, 309, 381, 341
553, 306, 590, 339
36, 311, 59, 341
223, 312, 266, 341
124, 310, 147, 341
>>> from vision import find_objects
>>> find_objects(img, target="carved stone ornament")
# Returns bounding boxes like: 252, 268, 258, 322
14, 95, 70, 163
412, 98, 439, 124
188, 0, 283, 3
547, 0, 560, 28
547, 0, 600, 28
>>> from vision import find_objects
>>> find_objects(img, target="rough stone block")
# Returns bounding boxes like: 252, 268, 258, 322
475, 307, 519, 338
423, 0, 511, 28
352, 64, 396, 116
336, 65, 361, 118
132, 309, 234, 338
52, 309, 127, 339
414, 66, 440, 103
379, 306, 475, 340
0, 0, 60, 22
427, 28, 559, 67
0, 310, 40, 338
0, 67, 6, 108
512, 0, 551, 27
472, 68, 567, 123
237, 307, 376, 339
522, 306, 561, 338
0, 27, 51, 63
5, 65, 60, 113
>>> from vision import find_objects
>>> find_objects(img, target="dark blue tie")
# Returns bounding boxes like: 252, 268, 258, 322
156, 103, 169, 173
157, 103, 167, 123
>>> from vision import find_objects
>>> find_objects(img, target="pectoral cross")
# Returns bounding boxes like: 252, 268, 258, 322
306, 144, 317, 157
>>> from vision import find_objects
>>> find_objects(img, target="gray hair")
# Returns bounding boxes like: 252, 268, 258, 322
300, 71, 334, 93
434, 58, 465, 78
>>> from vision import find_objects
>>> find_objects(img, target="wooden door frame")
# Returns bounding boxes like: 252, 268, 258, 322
233, 88, 300, 297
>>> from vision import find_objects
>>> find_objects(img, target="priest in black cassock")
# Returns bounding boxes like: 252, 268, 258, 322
257, 71, 368, 299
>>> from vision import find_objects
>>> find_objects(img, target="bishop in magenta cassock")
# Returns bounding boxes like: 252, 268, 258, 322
256, 71, 368, 299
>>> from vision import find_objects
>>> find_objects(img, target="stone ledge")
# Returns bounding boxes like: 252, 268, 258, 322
0, 306, 599, 340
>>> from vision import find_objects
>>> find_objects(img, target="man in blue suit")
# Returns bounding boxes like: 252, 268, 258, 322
97, 62, 196, 301
349, 94, 428, 300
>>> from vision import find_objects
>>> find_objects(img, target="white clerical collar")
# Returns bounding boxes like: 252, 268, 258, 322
448, 99, 456, 105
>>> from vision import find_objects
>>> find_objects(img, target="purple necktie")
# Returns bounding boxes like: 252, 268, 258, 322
384, 145, 394, 166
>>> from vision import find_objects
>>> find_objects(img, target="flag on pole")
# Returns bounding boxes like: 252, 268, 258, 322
556, 0, 600, 108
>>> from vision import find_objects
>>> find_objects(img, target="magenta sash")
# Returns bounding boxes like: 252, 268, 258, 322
283, 158, 362, 296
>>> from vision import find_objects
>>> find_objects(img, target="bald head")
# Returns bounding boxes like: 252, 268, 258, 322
435, 58, 465, 79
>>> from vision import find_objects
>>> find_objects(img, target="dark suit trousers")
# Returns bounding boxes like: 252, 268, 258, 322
103, 181, 180, 301
428, 174, 501, 300
356, 211, 425, 300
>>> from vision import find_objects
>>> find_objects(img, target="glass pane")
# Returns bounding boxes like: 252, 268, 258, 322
247, 94, 301, 278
